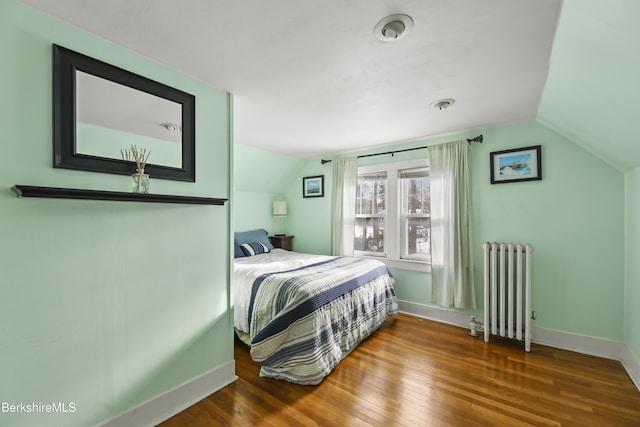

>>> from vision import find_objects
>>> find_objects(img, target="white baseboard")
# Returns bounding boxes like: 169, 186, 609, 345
398, 300, 640, 392
621, 345, 640, 391
531, 326, 625, 361
97, 361, 237, 427
398, 300, 471, 329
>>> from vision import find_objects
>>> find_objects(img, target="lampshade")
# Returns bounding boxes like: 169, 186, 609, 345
273, 201, 287, 216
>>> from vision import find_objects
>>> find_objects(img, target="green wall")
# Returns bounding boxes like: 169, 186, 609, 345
0, 2, 232, 426
235, 121, 626, 343
626, 167, 640, 357
470, 122, 624, 340
283, 161, 333, 255
233, 144, 305, 235
537, 0, 640, 172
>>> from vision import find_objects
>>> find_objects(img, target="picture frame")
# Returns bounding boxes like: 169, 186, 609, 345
302, 175, 324, 198
490, 145, 542, 184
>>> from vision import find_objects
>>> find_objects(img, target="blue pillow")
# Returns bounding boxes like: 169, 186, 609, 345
235, 229, 274, 249
233, 239, 245, 258
234, 229, 274, 258
240, 242, 270, 256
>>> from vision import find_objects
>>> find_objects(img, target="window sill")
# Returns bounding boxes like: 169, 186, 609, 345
359, 256, 431, 272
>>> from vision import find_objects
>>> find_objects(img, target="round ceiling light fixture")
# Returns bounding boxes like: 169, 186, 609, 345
431, 98, 456, 110
374, 14, 414, 42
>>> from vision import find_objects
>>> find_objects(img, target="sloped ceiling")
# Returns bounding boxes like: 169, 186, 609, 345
538, 0, 640, 172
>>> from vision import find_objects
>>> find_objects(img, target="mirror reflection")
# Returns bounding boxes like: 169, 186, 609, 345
75, 71, 183, 168
53, 44, 196, 182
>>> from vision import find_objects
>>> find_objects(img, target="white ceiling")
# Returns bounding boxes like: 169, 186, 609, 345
19, 0, 562, 159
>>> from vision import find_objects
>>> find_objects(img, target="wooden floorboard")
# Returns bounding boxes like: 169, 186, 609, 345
160, 314, 640, 426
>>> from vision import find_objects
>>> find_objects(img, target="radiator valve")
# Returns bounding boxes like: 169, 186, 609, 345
469, 316, 481, 337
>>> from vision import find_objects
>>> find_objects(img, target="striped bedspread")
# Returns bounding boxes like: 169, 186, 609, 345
244, 253, 397, 385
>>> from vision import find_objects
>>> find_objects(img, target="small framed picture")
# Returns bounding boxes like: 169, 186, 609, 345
490, 145, 542, 184
302, 175, 324, 198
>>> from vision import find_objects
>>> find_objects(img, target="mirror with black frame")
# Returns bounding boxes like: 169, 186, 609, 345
53, 44, 196, 182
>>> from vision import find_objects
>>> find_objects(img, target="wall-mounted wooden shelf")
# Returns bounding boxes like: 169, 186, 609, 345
11, 185, 227, 205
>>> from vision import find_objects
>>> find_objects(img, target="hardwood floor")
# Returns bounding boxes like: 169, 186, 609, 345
161, 314, 640, 426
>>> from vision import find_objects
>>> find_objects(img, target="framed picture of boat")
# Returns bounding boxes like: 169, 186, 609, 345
490, 145, 542, 184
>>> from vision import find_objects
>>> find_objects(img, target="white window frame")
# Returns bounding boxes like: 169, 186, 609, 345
399, 166, 431, 262
355, 158, 431, 272
354, 170, 387, 258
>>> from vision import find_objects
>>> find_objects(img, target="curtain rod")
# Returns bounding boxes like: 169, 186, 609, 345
320, 134, 483, 164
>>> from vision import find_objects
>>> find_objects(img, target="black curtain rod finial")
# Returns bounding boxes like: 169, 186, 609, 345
467, 134, 483, 144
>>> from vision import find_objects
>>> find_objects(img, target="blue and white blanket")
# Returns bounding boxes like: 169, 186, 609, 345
234, 249, 397, 384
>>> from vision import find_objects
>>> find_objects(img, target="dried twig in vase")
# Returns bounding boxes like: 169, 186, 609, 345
121, 145, 151, 173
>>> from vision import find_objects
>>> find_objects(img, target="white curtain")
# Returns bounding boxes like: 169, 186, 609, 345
428, 140, 476, 309
331, 158, 358, 256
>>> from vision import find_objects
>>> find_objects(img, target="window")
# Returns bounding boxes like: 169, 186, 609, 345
355, 171, 386, 255
354, 159, 430, 271
399, 167, 430, 261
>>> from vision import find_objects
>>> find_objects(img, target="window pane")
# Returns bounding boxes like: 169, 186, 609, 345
404, 217, 430, 258
354, 217, 385, 253
400, 168, 429, 214
356, 172, 386, 215
400, 167, 430, 260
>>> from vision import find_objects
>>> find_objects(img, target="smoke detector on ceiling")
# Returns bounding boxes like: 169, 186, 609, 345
374, 14, 414, 42
431, 99, 456, 110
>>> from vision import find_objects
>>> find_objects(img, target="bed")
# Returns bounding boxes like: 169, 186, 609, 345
234, 229, 398, 385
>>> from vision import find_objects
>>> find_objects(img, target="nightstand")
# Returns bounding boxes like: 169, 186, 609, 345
269, 235, 294, 251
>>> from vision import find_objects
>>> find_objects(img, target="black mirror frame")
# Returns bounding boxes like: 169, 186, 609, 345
53, 44, 196, 182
